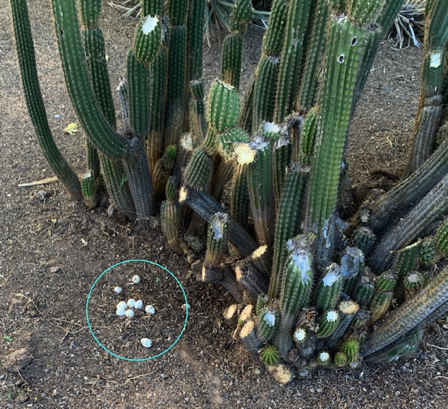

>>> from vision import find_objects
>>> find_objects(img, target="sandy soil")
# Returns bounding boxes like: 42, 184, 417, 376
1, 1, 447, 408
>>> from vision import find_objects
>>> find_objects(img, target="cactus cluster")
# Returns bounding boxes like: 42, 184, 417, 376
11, 0, 448, 386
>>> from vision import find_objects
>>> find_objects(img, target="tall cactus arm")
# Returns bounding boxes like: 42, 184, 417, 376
10, 0, 82, 201
50, 0, 128, 158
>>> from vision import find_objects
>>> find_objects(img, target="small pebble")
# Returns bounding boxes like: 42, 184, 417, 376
127, 299, 136, 308
117, 301, 127, 311
132, 275, 141, 284
114, 286, 122, 294
141, 338, 152, 348
145, 305, 155, 315
124, 309, 134, 318
116, 309, 125, 317
134, 300, 143, 309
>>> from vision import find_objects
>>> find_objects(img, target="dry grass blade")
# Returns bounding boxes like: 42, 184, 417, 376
388, 1, 426, 49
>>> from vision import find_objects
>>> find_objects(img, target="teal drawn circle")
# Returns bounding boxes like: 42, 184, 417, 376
86, 259, 188, 361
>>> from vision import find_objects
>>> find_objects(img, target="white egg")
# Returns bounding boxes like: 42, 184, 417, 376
134, 300, 143, 309
124, 309, 134, 318
132, 275, 141, 284
141, 338, 152, 348
117, 301, 127, 311
114, 286, 122, 294
127, 298, 136, 308
145, 305, 155, 315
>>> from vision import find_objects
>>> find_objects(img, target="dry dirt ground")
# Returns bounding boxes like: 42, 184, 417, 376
1, 2, 448, 408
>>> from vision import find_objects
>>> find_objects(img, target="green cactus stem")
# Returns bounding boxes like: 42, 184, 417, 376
257, 307, 279, 342
160, 180, 183, 254
11, 0, 82, 200
298, 108, 316, 165
296, 0, 330, 111
334, 351, 348, 367
269, 163, 311, 300
369, 290, 394, 323
50, 0, 128, 158
240, 320, 264, 364
342, 338, 359, 364
187, 0, 205, 81
351, 226, 376, 257
147, 46, 168, 171
81, 171, 97, 209
127, 50, 151, 136
179, 186, 257, 258
403, 0, 448, 177
208, 81, 241, 133
202, 264, 245, 303
352, 266, 376, 308
273, 0, 314, 124
165, 24, 188, 146
142, 0, 162, 16
153, 145, 178, 199
260, 345, 279, 366
326, 300, 359, 348
420, 237, 438, 265
305, 16, 372, 235
133, 13, 161, 65
376, 270, 398, 292
247, 136, 275, 246
361, 266, 448, 358
221, 34, 243, 90
80, 0, 101, 29
393, 240, 422, 288
239, 76, 255, 133
436, 218, 448, 254
205, 212, 230, 266
314, 263, 342, 314
230, 163, 250, 230
183, 147, 213, 190
316, 310, 340, 338
256, 294, 269, 316
370, 173, 448, 273
189, 79, 206, 145
403, 271, 426, 301
82, 26, 116, 129
252, 56, 280, 132
262, 0, 289, 56
364, 326, 423, 363
235, 259, 269, 303
230, 0, 253, 34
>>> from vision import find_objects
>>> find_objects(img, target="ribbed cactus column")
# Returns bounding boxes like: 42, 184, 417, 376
11, 0, 82, 201
50, 0, 128, 158
361, 266, 448, 358
305, 4, 379, 241
273, 0, 314, 124
165, 0, 189, 146
161, 177, 183, 254
275, 235, 314, 359
296, 0, 330, 111
403, 0, 448, 178
221, 0, 252, 90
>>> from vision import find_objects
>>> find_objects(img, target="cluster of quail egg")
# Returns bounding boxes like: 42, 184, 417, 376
113, 274, 156, 348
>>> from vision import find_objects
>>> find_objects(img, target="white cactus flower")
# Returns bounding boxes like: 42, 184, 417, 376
132, 275, 141, 284
145, 305, 155, 315
114, 286, 122, 294
127, 299, 136, 308
124, 309, 134, 318
134, 300, 143, 309
141, 338, 152, 348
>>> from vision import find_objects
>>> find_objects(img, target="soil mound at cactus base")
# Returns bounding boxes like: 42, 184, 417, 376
1, 3, 447, 408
